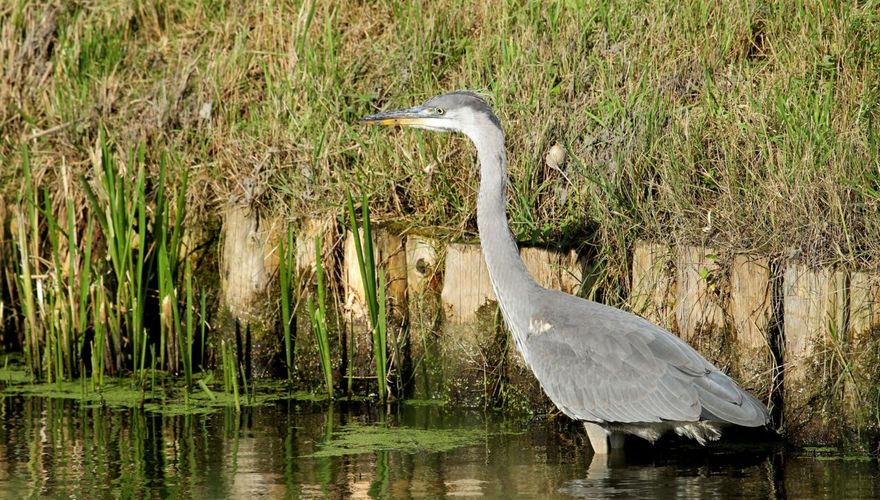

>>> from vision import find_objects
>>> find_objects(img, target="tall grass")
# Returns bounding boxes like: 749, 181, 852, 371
90, 277, 107, 390
15, 148, 40, 379
3, 1, 878, 281
13, 149, 92, 383
345, 189, 388, 402
308, 233, 333, 399
9, 134, 203, 386
154, 151, 190, 379
279, 226, 296, 382
220, 339, 240, 412
80, 133, 147, 376
2, 0, 879, 415
183, 260, 195, 389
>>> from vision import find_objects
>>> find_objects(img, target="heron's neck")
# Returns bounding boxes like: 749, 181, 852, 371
471, 127, 538, 310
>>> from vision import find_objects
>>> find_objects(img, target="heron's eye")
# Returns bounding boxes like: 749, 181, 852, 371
435, 107, 445, 115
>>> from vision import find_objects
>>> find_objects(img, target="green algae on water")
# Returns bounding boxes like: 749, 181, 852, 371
0, 364, 335, 416
402, 399, 448, 407
801, 446, 875, 462
0, 364, 31, 384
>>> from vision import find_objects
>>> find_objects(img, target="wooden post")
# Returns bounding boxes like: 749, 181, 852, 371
846, 272, 880, 418
294, 217, 335, 275
341, 227, 407, 393
342, 228, 407, 320
782, 263, 847, 442
376, 230, 408, 396
675, 246, 727, 365
728, 254, 773, 392
221, 204, 268, 321
439, 243, 499, 405
220, 203, 285, 378
406, 236, 440, 295
519, 247, 583, 294
848, 272, 880, 340
405, 236, 443, 399
440, 243, 496, 324
341, 228, 370, 387
289, 217, 337, 387
630, 241, 676, 330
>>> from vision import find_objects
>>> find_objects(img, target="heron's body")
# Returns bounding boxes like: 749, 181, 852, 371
363, 91, 770, 454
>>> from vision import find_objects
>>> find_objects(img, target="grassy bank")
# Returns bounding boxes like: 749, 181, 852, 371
4, 0, 879, 257
1, 1, 879, 381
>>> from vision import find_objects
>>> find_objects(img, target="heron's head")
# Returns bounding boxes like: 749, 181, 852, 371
361, 91, 501, 139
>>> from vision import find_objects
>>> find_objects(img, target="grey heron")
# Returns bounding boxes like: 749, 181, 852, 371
362, 91, 770, 454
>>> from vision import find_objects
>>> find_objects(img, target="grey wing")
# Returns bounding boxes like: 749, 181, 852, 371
522, 292, 769, 426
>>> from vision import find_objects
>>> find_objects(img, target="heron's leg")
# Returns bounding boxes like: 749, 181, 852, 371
608, 431, 625, 449
583, 422, 609, 454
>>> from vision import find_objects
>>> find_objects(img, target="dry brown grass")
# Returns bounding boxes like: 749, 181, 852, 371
1, 0, 878, 292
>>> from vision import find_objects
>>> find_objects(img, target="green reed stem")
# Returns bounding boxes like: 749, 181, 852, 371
309, 233, 333, 398
80, 133, 148, 375
16, 148, 40, 378
221, 340, 240, 412
279, 226, 295, 382
183, 259, 194, 390
199, 291, 207, 369
344, 188, 387, 402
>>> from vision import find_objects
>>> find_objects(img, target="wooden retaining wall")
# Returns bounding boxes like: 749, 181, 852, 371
275, 219, 880, 444
219, 202, 284, 375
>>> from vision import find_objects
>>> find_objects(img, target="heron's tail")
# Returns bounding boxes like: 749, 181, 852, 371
696, 371, 770, 427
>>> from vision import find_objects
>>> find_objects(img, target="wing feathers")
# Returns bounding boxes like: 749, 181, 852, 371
524, 291, 769, 427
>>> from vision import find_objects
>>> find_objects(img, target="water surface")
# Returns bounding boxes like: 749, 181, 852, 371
0, 396, 876, 498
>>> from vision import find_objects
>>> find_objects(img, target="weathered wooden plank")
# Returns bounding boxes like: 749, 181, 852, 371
405, 236, 443, 399
220, 204, 267, 321
675, 246, 726, 363
342, 228, 406, 319
783, 265, 846, 384
849, 272, 880, 338
519, 247, 583, 294
290, 218, 338, 387
295, 217, 335, 274
406, 236, 440, 295
728, 254, 773, 388
782, 263, 847, 443
630, 241, 676, 330
220, 203, 287, 377
440, 243, 496, 325
341, 228, 408, 388
439, 243, 508, 405
342, 229, 365, 318
845, 272, 880, 416
378, 230, 408, 322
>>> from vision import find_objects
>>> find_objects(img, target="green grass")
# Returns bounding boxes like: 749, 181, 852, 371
346, 189, 388, 402
1, 1, 879, 436
219, 339, 240, 412
308, 233, 334, 399
279, 226, 296, 382
79, 134, 149, 378
0, 362, 329, 415
9, 136, 202, 384
3, 0, 877, 299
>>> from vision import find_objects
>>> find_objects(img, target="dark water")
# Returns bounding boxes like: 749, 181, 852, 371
0, 396, 877, 499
